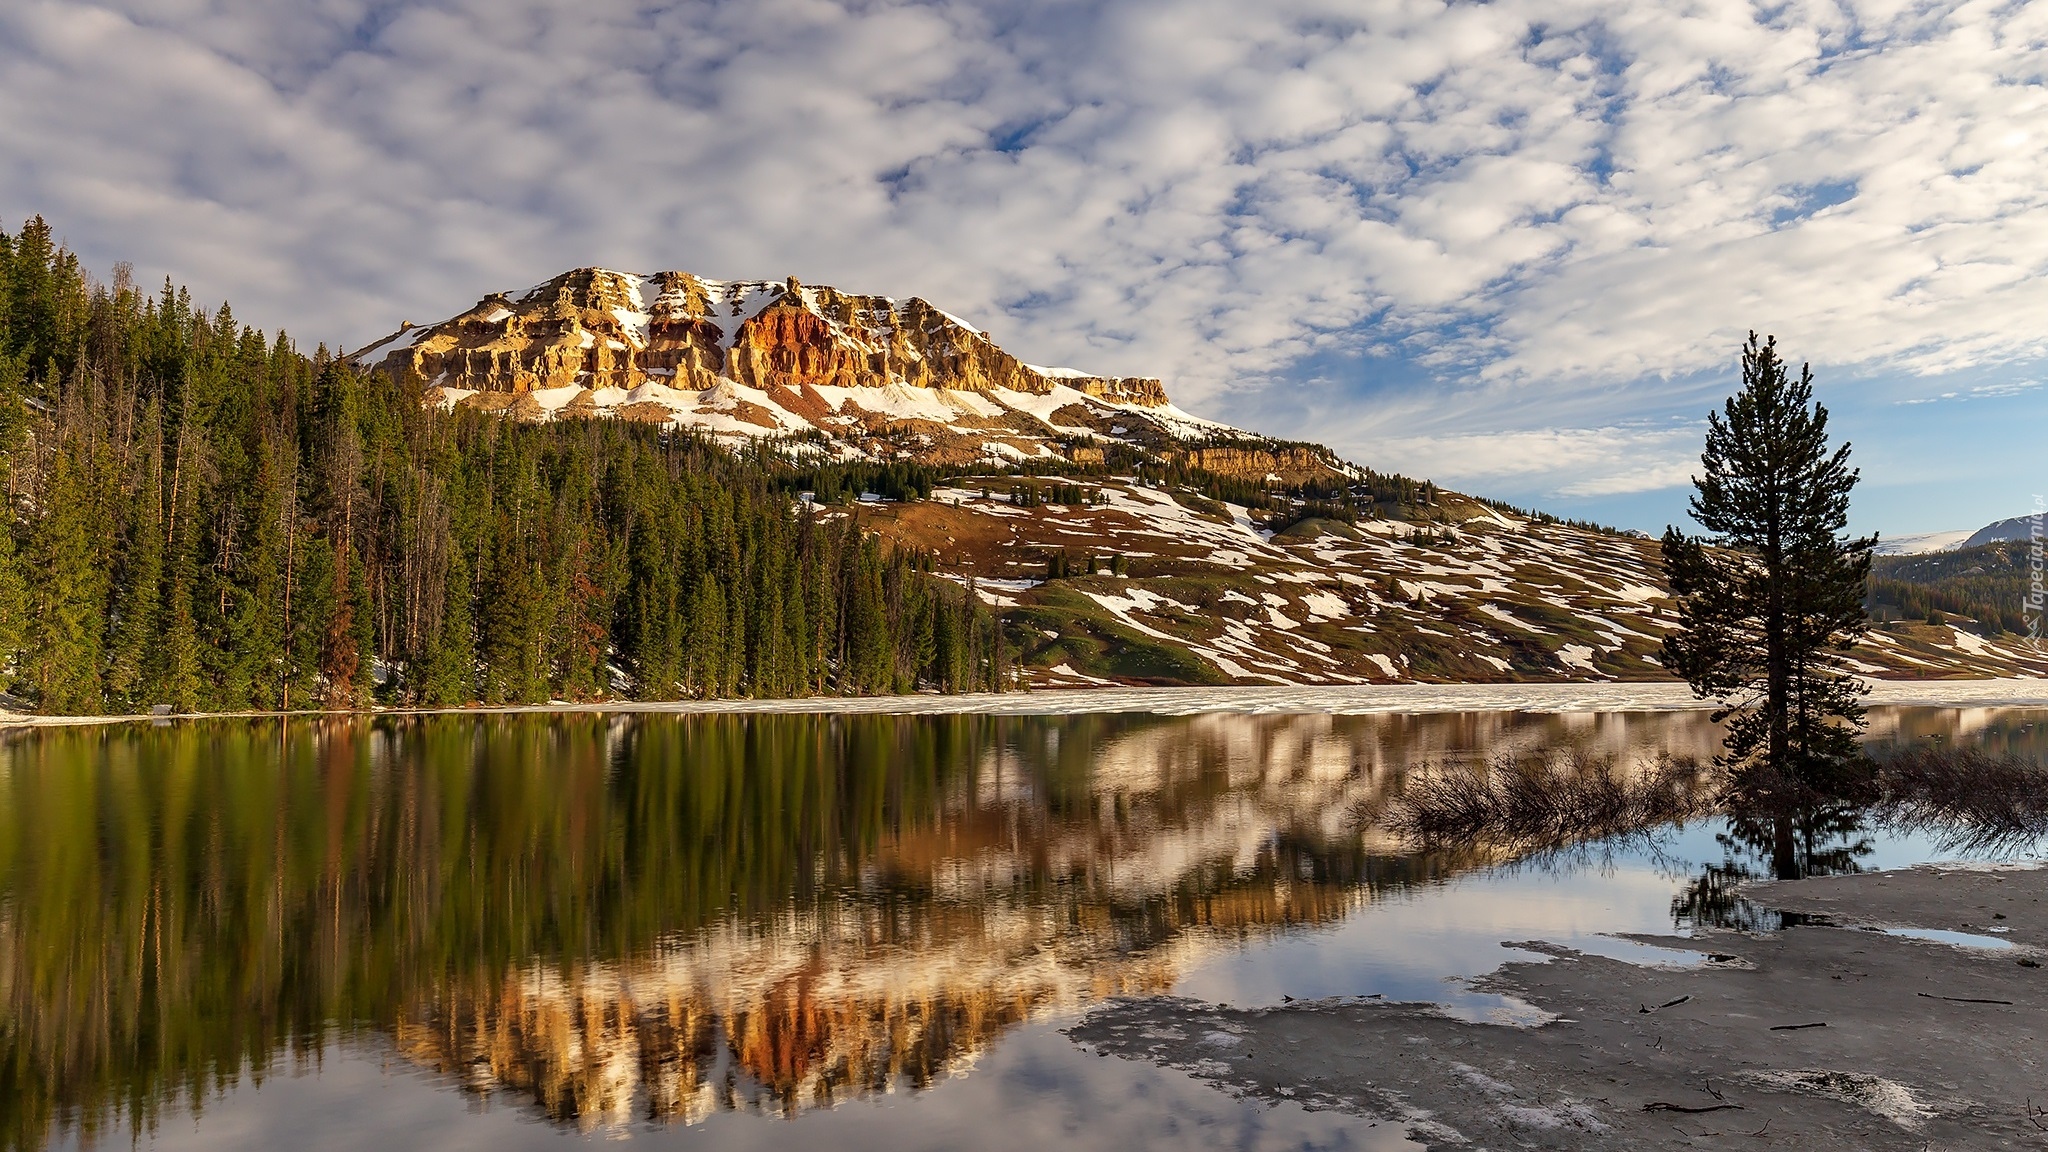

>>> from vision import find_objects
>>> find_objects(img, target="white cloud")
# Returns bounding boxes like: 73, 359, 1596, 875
4, 0, 2044, 506
1366, 424, 1706, 499
1896, 379, 2041, 404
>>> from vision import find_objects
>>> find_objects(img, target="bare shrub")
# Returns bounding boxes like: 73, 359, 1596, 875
1375, 750, 1719, 852
1873, 745, 2048, 853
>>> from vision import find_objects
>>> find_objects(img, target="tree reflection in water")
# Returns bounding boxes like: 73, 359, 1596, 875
1670, 800, 1876, 932
1672, 709, 2048, 932
0, 706, 2037, 1149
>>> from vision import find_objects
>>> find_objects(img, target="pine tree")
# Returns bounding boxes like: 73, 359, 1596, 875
347, 542, 377, 697
0, 217, 1000, 714
843, 532, 889, 693
421, 541, 476, 705
0, 269, 25, 694
239, 437, 292, 709
0, 500, 26, 693
687, 570, 726, 697
1660, 333, 1876, 875
286, 517, 333, 710
321, 536, 362, 707
477, 521, 537, 704
104, 452, 164, 708
25, 451, 106, 712
157, 562, 205, 713
722, 562, 747, 696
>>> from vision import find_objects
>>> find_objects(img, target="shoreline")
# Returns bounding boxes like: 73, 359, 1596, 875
1072, 861, 2048, 1149
3, 677, 2046, 730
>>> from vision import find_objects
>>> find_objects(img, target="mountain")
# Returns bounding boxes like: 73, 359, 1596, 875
8, 212, 2033, 714
1870, 539, 2041, 637
353, 266, 1267, 474
1874, 514, 2040, 556
1873, 529, 1974, 556
1962, 514, 2042, 550
356, 266, 2048, 687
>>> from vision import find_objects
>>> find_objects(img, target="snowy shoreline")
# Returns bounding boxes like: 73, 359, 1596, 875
4, 677, 2047, 729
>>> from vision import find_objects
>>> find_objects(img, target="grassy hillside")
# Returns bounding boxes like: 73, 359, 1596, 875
859, 476, 2048, 686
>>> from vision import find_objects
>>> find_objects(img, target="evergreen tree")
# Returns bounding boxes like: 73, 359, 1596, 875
0, 500, 25, 693
104, 451, 164, 707
0, 214, 1004, 714
239, 436, 292, 709
320, 537, 364, 706
347, 542, 377, 695
1660, 333, 1876, 875
0, 293, 25, 693
289, 540, 335, 708
25, 451, 106, 712
477, 521, 537, 704
421, 542, 476, 705
842, 532, 889, 693
157, 562, 205, 712
687, 570, 727, 697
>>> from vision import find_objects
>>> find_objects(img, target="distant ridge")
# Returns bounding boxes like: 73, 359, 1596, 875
1874, 529, 1974, 556
1875, 514, 2040, 556
1961, 514, 2043, 550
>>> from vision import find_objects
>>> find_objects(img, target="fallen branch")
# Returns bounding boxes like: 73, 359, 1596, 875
1769, 1021, 1827, 1030
1918, 992, 2014, 1005
1639, 995, 1691, 1013
1644, 1102, 1744, 1114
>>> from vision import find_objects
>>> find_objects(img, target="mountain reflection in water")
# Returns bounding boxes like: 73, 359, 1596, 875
0, 707, 2031, 1148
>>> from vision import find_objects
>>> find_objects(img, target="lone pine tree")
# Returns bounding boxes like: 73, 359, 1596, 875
1660, 333, 1877, 864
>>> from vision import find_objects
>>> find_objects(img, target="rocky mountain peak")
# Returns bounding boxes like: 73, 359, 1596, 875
354, 266, 1167, 408
349, 265, 1209, 468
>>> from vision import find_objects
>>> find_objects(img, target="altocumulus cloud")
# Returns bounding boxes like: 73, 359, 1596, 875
2, 0, 2044, 504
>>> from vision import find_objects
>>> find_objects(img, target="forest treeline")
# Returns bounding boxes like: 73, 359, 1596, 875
0, 216, 1006, 714
1867, 542, 2037, 635
0, 713, 1393, 1145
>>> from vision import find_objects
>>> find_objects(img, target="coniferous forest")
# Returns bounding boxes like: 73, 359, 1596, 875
1867, 542, 2037, 635
0, 217, 1006, 714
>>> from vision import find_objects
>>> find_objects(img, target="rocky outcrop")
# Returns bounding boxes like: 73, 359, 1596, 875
355, 267, 1169, 407
1173, 445, 1340, 485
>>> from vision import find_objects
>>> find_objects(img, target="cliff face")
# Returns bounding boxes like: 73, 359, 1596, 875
357, 267, 1168, 407
1173, 445, 1333, 485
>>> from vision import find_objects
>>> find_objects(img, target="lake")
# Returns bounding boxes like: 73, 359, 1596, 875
6, 705, 2043, 1151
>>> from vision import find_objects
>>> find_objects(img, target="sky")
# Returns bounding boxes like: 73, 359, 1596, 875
3, 0, 2044, 538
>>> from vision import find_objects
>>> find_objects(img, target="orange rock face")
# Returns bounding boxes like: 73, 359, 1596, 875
1175, 445, 1333, 485
356, 267, 1169, 407
725, 300, 858, 390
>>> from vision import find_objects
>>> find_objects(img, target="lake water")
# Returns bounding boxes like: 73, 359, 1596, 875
6, 705, 2044, 1151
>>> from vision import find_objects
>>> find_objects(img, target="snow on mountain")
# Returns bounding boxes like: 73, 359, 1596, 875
351, 266, 1222, 472
862, 479, 2048, 687
1874, 529, 1974, 556
1960, 514, 2044, 550
1874, 515, 2043, 556
352, 266, 2045, 687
